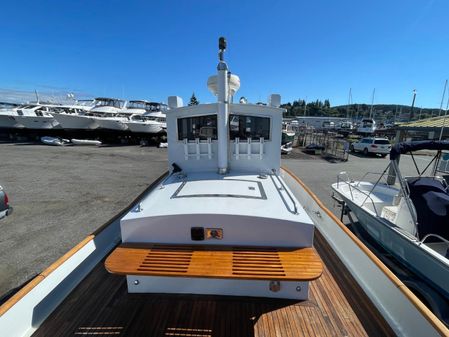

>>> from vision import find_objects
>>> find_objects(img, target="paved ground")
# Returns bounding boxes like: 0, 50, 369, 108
0, 143, 167, 295
0, 143, 432, 295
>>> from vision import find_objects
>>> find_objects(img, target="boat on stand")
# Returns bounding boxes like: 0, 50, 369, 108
123, 101, 168, 135
0, 38, 448, 337
332, 140, 449, 320
87, 98, 128, 131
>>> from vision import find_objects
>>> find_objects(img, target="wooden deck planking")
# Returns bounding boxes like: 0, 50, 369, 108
32, 230, 396, 337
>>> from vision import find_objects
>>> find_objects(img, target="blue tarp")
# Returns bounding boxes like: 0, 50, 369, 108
390, 140, 449, 161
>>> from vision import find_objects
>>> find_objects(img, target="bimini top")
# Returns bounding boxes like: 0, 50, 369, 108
390, 140, 449, 160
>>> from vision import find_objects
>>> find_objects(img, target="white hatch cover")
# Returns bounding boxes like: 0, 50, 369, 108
172, 179, 267, 200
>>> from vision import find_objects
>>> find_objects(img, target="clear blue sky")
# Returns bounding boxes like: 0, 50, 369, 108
1, 0, 449, 107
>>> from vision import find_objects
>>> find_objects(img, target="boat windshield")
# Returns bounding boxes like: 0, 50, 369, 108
229, 114, 270, 140
94, 99, 124, 108
177, 114, 217, 140
128, 101, 147, 109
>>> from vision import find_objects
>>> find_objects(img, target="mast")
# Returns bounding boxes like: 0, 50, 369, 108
217, 37, 229, 174
347, 88, 352, 118
409, 89, 417, 121
438, 79, 448, 117
369, 88, 375, 119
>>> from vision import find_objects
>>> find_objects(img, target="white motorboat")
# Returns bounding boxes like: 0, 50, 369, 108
123, 101, 167, 134
0, 106, 24, 129
13, 104, 61, 129
86, 98, 127, 130
0, 38, 447, 337
51, 100, 96, 130
332, 140, 449, 300
357, 118, 376, 134
126, 113, 166, 134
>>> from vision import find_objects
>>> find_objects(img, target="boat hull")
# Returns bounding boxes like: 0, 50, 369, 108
94, 118, 128, 131
333, 187, 449, 299
52, 114, 96, 130
0, 115, 23, 128
14, 116, 60, 129
127, 122, 164, 134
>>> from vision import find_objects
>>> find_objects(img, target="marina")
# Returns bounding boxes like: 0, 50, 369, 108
1, 37, 449, 336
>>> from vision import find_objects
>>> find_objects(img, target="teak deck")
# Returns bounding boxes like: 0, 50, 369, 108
105, 244, 323, 281
32, 231, 395, 337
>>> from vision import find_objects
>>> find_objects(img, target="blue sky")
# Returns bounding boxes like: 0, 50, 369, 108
1, 0, 449, 107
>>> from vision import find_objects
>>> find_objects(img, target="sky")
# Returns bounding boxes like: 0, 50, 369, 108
1, 0, 449, 108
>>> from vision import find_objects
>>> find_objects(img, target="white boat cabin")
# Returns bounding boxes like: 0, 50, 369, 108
106, 38, 322, 300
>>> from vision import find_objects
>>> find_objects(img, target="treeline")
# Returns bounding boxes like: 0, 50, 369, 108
282, 99, 442, 121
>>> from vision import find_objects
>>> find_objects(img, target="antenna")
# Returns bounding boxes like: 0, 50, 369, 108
218, 37, 226, 61
35, 89, 39, 104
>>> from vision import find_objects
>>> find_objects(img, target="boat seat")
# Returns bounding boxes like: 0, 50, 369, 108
105, 243, 323, 281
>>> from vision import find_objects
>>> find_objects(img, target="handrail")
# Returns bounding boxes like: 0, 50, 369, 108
419, 234, 449, 247
336, 172, 380, 216
271, 170, 298, 214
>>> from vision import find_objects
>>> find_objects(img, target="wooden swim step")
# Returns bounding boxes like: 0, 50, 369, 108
105, 243, 323, 281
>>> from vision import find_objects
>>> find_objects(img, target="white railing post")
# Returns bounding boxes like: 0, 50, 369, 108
235, 137, 240, 160
207, 138, 212, 159
183, 138, 188, 160
259, 137, 264, 160
247, 138, 252, 159
195, 138, 200, 160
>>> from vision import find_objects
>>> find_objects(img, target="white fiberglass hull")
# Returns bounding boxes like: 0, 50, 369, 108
52, 113, 96, 130
332, 184, 449, 299
127, 121, 164, 134
0, 114, 24, 128
14, 115, 60, 129
93, 117, 128, 131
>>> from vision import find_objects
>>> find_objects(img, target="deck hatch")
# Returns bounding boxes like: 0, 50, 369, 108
171, 179, 267, 200
105, 244, 322, 281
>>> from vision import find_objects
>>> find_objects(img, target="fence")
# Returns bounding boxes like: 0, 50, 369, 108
296, 129, 349, 161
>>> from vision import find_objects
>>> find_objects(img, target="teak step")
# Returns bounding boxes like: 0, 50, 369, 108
105, 244, 323, 281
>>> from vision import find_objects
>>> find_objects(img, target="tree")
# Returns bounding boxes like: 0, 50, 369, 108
189, 92, 199, 106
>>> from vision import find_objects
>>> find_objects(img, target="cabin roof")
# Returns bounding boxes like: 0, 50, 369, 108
122, 172, 311, 224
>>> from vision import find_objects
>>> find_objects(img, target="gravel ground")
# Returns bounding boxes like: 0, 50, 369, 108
0, 143, 429, 295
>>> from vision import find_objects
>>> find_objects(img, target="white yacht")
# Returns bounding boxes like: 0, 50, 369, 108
13, 104, 61, 129
357, 118, 376, 134
0, 105, 24, 129
0, 38, 447, 337
87, 98, 127, 131
332, 141, 449, 300
51, 100, 96, 130
122, 101, 167, 134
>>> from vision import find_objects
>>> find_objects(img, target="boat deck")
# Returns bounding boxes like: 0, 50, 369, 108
32, 231, 395, 337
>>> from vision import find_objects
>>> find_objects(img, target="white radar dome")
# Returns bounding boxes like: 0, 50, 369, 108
207, 74, 240, 96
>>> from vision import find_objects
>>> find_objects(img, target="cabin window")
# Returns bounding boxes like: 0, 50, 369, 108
229, 115, 270, 141
177, 115, 217, 140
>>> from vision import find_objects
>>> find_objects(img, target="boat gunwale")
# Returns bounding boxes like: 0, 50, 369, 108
282, 166, 449, 336
1, 167, 448, 336
0, 171, 168, 318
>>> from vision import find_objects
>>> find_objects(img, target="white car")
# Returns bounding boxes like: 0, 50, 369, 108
350, 137, 391, 157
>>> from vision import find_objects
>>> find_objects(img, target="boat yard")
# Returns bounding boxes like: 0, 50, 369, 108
0, 142, 423, 296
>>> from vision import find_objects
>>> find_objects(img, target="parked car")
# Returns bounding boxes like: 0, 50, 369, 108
0, 186, 12, 220
350, 137, 391, 157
